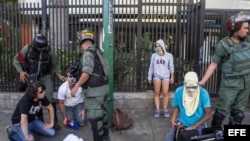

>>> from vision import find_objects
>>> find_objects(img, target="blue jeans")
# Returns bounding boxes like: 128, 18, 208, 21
9, 119, 55, 141
66, 102, 86, 125
165, 124, 206, 141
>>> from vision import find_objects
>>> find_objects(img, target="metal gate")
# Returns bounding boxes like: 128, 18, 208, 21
113, 0, 205, 91
0, 0, 205, 92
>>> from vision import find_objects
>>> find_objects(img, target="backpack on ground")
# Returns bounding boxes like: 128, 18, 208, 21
111, 108, 133, 132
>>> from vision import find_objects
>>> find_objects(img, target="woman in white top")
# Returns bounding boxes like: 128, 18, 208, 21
148, 39, 174, 118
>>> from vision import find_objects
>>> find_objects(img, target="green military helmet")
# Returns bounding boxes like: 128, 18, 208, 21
77, 29, 95, 45
226, 11, 250, 32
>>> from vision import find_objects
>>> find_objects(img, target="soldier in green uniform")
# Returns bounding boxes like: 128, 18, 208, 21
199, 12, 250, 127
13, 35, 66, 130
71, 29, 110, 141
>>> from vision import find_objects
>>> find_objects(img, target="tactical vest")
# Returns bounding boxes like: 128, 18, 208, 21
26, 45, 52, 77
220, 36, 250, 77
85, 49, 108, 87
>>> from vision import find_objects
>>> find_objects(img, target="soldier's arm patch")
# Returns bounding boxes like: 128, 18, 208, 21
84, 56, 92, 66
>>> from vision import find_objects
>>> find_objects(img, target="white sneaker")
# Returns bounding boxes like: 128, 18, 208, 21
163, 109, 170, 117
154, 109, 160, 118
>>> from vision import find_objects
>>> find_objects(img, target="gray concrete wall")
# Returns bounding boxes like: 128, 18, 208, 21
0, 92, 174, 113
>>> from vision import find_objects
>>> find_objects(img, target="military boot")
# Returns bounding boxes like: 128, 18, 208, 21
211, 110, 225, 128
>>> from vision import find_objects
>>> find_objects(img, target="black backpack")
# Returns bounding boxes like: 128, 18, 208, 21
86, 48, 110, 87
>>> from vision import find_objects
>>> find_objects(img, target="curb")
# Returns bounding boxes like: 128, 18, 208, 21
0, 92, 175, 112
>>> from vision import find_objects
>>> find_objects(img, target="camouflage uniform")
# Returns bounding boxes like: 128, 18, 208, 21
211, 36, 250, 125
80, 45, 109, 141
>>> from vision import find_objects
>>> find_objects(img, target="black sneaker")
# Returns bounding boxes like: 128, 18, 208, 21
5, 126, 14, 140
53, 124, 61, 130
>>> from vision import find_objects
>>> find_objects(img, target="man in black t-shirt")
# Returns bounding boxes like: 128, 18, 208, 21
6, 82, 55, 141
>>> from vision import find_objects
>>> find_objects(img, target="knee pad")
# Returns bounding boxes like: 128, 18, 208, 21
89, 119, 97, 128
214, 111, 225, 120
231, 111, 245, 125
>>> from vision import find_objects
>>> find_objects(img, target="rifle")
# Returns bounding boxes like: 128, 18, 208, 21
68, 53, 82, 81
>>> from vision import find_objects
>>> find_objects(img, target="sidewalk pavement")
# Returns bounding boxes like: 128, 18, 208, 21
1, 107, 250, 141
1, 109, 169, 141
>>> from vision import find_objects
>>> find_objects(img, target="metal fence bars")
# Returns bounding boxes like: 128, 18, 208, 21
0, 0, 241, 95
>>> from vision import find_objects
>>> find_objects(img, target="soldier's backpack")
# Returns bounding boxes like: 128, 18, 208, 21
88, 48, 110, 78
86, 48, 110, 87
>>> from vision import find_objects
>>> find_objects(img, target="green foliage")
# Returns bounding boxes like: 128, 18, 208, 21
114, 32, 153, 87
141, 32, 153, 53
140, 32, 153, 86
174, 57, 194, 74
0, 0, 17, 3
0, 38, 16, 90
174, 57, 194, 87
114, 48, 133, 85
53, 48, 81, 80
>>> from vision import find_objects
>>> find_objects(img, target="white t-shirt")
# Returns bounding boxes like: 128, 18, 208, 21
57, 81, 85, 106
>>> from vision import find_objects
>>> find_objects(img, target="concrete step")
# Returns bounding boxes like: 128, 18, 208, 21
1, 92, 249, 113
0, 91, 175, 112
